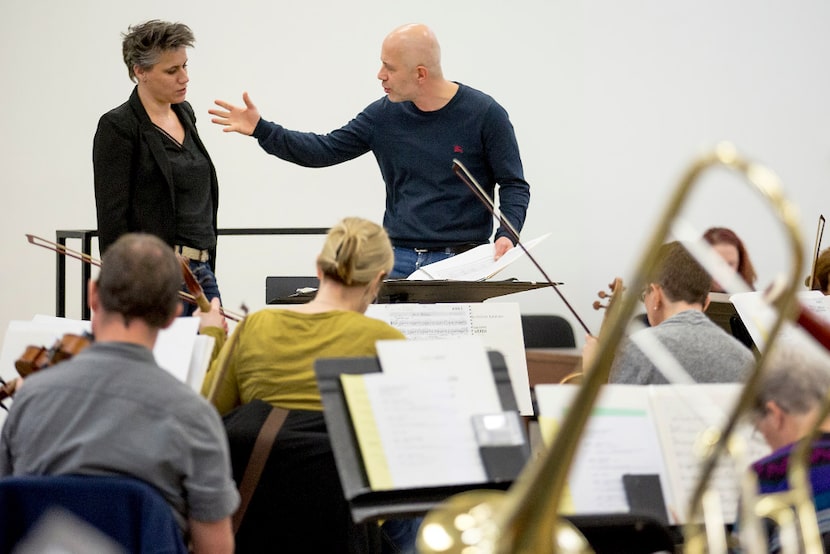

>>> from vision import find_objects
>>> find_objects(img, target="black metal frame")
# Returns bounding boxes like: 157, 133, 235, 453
54, 228, 329, 320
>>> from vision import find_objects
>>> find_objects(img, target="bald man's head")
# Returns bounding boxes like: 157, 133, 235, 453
382, 23, 443, 78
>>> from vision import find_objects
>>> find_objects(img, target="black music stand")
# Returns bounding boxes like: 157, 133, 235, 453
267, 278, 555, 304
313, 351, 528, 524
705, 292, 755, 350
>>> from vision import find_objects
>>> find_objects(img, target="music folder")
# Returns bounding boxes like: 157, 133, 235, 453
313, 351, 528, 523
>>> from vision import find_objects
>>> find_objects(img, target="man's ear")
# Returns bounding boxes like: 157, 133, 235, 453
702, 293, 711, 311
88, 280, 100, 313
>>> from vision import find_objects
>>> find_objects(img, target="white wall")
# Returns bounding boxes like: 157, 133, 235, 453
1, 0, 829, 347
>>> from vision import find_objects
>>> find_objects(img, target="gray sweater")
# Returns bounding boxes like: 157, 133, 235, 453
609, 309, 755, 385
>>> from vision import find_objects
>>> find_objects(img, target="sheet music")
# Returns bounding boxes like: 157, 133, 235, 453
369, 303, 473, 339
341, 371, 487, 489
406, 233, 551, 281
367, 303, 532, 415
535, 385, 671, 516
731, 290, 830, 352
648, 384, 768, 523
535, 383, 771, 524
375, 336, 502, 417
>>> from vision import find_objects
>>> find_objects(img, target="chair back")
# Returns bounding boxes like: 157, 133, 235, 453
0, 475, 187, 554
520, 314, 576, 348
563, 513, 678, 554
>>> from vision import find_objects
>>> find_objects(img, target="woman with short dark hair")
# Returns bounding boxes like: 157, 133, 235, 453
93, 20, 221, 314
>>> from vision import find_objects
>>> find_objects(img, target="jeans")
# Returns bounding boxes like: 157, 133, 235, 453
181, 260, 221, 316
381, 517, 423, 554
390, 247, 456, 279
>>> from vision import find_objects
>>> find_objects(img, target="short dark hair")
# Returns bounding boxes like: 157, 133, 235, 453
650, 241, 711, 305
121, 20, 194, 82
97, 233, 181, 327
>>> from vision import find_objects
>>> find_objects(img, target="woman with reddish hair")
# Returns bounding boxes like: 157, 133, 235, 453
703, 227, 757, 292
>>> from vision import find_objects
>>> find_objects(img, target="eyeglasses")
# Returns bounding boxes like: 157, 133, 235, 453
639, 285, 651, 303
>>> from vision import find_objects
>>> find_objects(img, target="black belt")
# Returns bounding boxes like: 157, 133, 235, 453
400, 244, 480, 255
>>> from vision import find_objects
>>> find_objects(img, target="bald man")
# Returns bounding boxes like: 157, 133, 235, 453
211, 23, 531, 278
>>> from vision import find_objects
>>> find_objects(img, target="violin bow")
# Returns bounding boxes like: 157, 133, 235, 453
807, 214, 825, 289
26, 234, 243, 322
451, 160, 593, 335
27, 234, 102, 268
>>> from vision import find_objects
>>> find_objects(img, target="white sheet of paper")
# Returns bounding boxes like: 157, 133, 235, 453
535, 383, 770, 524
406, 233, 551, 281
187, 335, 215, 392
375, 336, 502, 417
367, 302, 532, 415
27, 315, 200, 384
730, 290, 830, 352
535, 384, 671, 516
648, 384, 769, 523
153, 317, 200, 382
357, 371, 487, 488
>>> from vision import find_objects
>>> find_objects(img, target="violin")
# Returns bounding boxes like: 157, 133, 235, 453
562, 278, 624, 386
0, 333, 93, 404
592, 277, 625, 337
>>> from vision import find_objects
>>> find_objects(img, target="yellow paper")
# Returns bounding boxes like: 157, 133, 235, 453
340, 374, 393, 489
537, 415, 575, 513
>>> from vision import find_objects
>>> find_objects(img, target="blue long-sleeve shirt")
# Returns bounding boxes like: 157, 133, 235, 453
252, 83, 530, 248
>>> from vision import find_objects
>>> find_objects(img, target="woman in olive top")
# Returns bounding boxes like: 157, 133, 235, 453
200, 217, 413, 554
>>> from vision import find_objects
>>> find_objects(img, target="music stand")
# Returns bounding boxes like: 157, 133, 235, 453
267, 278, 555, 305
313, 351, 528, 524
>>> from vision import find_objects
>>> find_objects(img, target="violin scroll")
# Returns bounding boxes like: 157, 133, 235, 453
592, 278, 624, 313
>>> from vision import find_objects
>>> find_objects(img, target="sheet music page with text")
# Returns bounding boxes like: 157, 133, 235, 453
367, 302, 532, 414
341, 371, 487, 489
731, 290, 830, 352
646, 384, 769, 523
406, 233, 551, 281
375, 337, 502, 417
536, 383, 770, 524
535, 384, 672, 517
